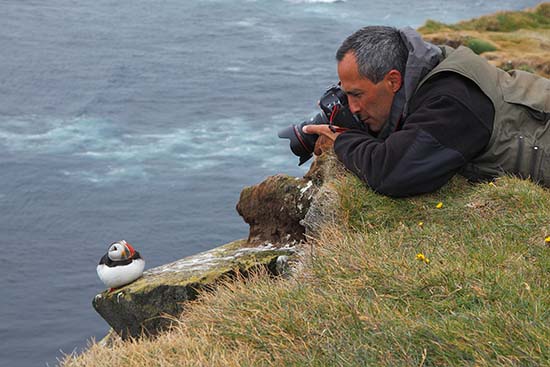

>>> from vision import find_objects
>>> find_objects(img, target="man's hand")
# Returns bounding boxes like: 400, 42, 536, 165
302, 125, 343, 156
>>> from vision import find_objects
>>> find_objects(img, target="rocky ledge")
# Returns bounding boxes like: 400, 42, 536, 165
93, 151, 345, 341
93, 240, 296, 340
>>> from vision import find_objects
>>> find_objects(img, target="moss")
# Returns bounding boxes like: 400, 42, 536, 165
517, 64, 535, 73
464, 37, 498, 54
217, 239, 251, 251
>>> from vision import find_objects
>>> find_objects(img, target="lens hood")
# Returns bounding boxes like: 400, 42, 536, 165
278, 125, 314, 165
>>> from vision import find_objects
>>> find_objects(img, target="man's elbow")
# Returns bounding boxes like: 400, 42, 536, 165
369, 181, 414, 198
367, 176, 448, 198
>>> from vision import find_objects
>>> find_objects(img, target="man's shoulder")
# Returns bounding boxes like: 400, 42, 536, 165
409, 70, 494, 132
411, 71, 493, 112
416, 71, 480, 100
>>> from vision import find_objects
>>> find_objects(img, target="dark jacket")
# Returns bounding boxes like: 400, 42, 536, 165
334, 37, 550, 197
334, 71, 494, 197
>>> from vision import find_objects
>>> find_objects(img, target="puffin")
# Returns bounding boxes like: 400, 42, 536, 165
97, 240, 145, 290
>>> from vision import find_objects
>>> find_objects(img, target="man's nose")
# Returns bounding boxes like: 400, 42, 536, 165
348, 99, 360, 114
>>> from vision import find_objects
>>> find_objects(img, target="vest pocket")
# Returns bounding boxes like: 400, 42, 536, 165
526, 109, 550, 123
513, 136, 546, 184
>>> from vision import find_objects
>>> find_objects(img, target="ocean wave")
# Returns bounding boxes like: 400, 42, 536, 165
0, 114, 305, 183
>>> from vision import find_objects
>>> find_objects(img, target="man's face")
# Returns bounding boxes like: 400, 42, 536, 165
337, 52, 399, 133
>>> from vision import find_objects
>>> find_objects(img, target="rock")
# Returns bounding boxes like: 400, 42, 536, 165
236, 174, 314, 245
302, 152, 347, 239
304, 149, 347, 185
302, 184, 341, 240
93, 150, 346, 341
93, 240, 296, 340
236, 150, 345, 245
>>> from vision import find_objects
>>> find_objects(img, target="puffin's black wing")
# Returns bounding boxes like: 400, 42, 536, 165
98, 253, 134, 267
99, 253, 110, 266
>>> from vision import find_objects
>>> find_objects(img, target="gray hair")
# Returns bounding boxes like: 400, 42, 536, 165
336, 26, 408, 83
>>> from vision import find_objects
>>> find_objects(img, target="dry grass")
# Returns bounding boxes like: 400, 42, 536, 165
419, 2, 550, 77
61, 175, 550, 366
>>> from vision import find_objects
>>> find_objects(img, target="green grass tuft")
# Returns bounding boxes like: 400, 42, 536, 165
420, 19, 448, 33
465, 38, 498, 54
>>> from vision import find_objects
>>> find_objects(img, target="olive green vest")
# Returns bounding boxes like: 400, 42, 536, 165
415, 46, 550, 185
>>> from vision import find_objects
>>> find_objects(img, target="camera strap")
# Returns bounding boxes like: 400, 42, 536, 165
328, 105, 349, 134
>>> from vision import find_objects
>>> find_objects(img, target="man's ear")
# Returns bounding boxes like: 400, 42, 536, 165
385, 70, 403, 93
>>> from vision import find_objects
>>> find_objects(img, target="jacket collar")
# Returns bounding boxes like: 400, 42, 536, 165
377, 27, 442, 139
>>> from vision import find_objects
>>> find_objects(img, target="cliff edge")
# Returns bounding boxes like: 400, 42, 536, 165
92, 152, 345, 340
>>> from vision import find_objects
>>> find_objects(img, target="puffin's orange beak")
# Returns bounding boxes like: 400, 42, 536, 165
125, 243, 136, 257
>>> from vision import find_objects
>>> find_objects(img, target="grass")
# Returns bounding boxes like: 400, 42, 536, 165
419, 3, 550, 33
417, 3, 550, 77
61, 174, 550, 366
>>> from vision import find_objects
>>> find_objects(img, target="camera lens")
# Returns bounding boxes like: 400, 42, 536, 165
277, 123, 314, 165
278, 113, 328, 165
279, 84, 363, 166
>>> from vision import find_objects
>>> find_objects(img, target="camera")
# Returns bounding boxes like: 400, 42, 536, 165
278, 84, 365, 165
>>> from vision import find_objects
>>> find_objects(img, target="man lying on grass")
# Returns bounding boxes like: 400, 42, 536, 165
304, 26, 550, 197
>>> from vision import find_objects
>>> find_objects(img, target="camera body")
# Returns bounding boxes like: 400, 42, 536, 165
278, 84, 365, 165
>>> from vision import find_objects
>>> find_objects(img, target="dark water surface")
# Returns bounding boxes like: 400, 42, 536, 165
0, 0, 542, 365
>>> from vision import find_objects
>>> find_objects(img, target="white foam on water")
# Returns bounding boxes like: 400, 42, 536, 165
233, 18, 260, 27
0, 116, 117, 154
0, 113, 306, 183
229, 17, 291, 43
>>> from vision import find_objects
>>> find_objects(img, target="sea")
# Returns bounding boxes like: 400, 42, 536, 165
0, 0, 543, 365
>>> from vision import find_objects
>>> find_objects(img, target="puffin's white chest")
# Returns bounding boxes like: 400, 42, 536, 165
97, 258, 145, 289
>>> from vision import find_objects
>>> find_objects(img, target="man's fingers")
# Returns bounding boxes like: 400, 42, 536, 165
302, 124, 342, 156
302, 124, 335, 139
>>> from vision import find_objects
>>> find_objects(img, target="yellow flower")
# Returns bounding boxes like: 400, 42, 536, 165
545, 236, 550, 244
418, 221, 424, 227
416, 253, 430, 264
489, 182, 496, 187
436, 202, 443, 209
